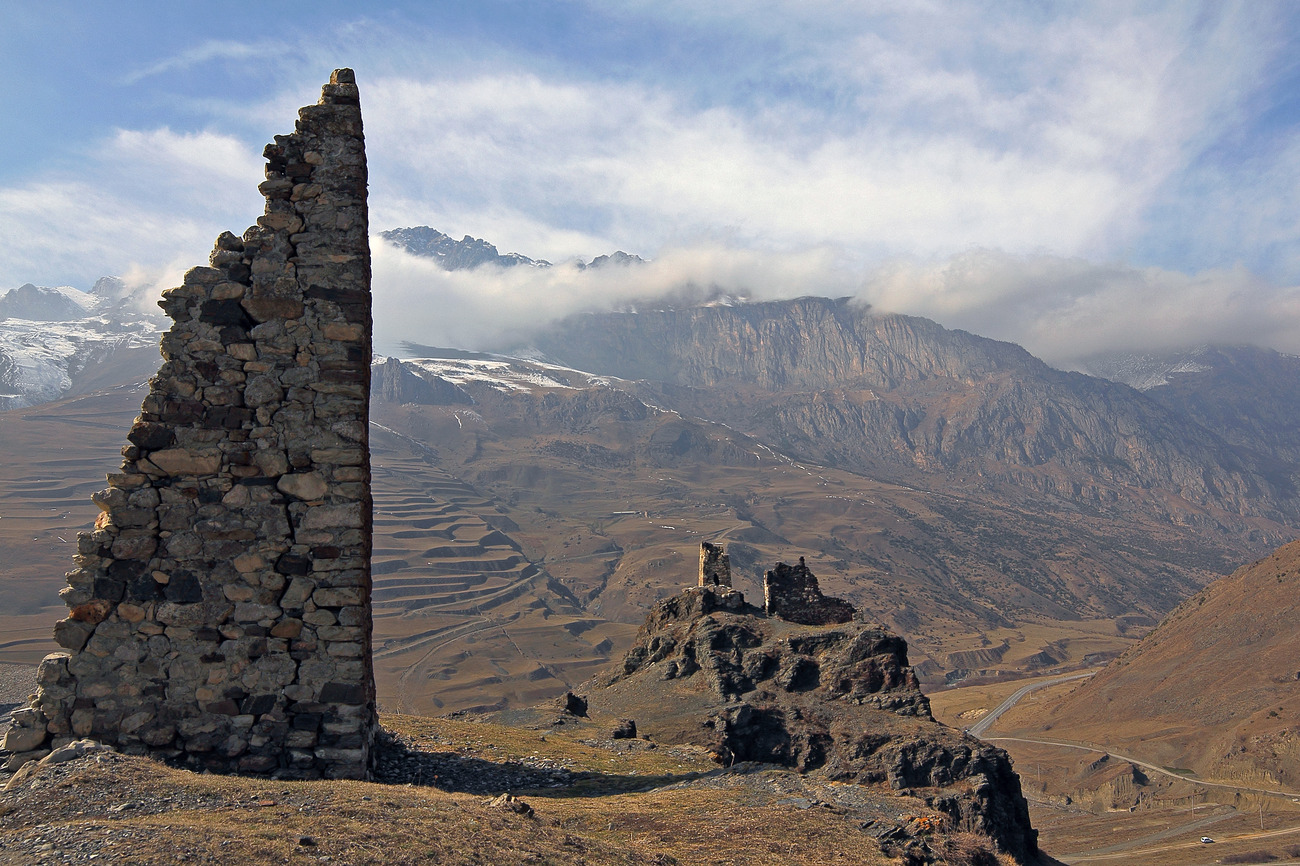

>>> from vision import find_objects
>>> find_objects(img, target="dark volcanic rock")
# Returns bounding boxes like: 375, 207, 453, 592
591, 586, 1038, 863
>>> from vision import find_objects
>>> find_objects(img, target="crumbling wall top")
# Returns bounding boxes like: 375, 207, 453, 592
763, 557, 856, 625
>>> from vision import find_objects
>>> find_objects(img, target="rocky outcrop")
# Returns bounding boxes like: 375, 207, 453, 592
592, 585, 1038, 862
1, 69, 376, 780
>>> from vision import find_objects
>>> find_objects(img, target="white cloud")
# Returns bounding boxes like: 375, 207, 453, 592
121, 40, 287, 85
361, 71, 1133, 264
370, 237, 856, 355
0, 129, 263, 292
3, 2, 1298, 367
373, 234, 1300, 367
863, 251, 1300, 365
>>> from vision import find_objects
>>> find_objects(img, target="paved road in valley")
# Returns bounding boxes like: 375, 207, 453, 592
988, 735, 1300, 800
966, 671, 1095, 738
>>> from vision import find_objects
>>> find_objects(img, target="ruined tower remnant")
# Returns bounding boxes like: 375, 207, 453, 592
763, 557, 856, 626
2, 69, 376, 779
697, 541, 732, 588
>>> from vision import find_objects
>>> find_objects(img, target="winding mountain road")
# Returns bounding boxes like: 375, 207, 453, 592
966, 671, 1095, 738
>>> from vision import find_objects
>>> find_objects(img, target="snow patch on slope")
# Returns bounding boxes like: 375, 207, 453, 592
405, 356, 612, 394
0, 317, 161, 410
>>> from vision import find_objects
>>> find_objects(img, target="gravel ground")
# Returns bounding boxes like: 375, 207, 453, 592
0, 663, 37, 725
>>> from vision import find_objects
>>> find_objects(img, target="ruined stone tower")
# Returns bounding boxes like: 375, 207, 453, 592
2, 69, 377, 779
763, 557, 856, 626
697, 541, 732, 588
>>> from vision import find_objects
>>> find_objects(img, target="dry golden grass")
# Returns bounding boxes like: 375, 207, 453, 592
0, 713, 1023, 865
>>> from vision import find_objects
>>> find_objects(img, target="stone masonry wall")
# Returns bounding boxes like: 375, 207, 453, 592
1, 70, 376, 780
763, 557, 856, 626
697, 541, 732, 588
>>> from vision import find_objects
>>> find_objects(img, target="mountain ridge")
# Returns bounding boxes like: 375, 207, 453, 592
524, 297, 1299, 529
379, 226, 646, 272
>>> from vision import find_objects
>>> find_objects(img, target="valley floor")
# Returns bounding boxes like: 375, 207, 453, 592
930, 674, 1300, 866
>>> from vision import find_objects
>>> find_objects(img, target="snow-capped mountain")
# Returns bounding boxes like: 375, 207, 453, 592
379, 226, 647, 271
0, 280, 162, 410
379, 227, 552, 270
0, 283, 95, 322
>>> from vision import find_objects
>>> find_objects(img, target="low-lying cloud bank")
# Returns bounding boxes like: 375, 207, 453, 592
372, 238, 1300, 368
864, 251, 1300, 366
370, 239, 859, 354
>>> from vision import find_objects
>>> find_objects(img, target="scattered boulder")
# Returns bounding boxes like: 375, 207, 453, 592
4, 738, 114, 790
611, 719, 638, 740
488, 793, 534, 817
558, 691, 588, 717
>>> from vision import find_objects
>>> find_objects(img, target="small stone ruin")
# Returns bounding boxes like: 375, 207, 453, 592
697, 541, 731, 588
763, 556, 856, 625
694, 544, 856, 626
2, 69, 376, 779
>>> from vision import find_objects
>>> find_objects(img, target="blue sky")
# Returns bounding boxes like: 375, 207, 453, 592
2, 1, 1298, 363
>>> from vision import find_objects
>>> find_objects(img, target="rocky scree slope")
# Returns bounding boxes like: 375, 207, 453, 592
1086, 345, 1300, 465
586, 585, 1038, 863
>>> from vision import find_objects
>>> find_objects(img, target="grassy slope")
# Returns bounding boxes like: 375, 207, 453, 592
1003, 540, 1300, 787
0, 713, 1024, 865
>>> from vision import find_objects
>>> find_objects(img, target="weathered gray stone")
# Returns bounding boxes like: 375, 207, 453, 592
145, 449, 222, 476
5, 69, 376, 780
2, 726, 47, 753
277, 472, 329, 500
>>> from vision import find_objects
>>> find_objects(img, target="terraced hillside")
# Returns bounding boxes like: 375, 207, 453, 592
0, 384, 147, 664
0, 344, 1270, 716
367, 424, 634, 715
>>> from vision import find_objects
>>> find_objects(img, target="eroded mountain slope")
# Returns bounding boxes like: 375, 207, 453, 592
1012, 539, 1300, 788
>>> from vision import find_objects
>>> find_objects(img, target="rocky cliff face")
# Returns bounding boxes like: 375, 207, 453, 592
379, 227, 548, 270
529, 298, 1299, 528
372, 357, 471, 405
590, 586, 1039, 863
1088, 345, 1300, 465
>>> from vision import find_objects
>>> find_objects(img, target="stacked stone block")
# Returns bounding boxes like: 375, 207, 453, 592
763, 557, 856, 626
697, 541, 732, 588
2, 69, 376, 779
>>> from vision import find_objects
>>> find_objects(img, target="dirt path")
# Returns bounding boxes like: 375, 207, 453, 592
988, 735, 1300, 801
1059, 806, 1238, 860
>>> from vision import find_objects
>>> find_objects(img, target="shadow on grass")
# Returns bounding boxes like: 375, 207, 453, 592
372, 730, 725, 798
